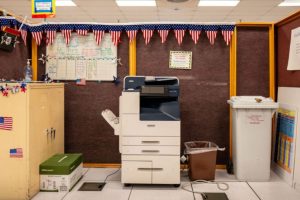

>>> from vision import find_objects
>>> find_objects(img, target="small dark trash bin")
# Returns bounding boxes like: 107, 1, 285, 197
185, 141, 225, 181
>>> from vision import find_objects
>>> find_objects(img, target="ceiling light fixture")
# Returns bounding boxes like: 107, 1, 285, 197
278, 0, 300, 6
198, 0, 240, 7
56, 0, 77, 7
116, 0, 156, 7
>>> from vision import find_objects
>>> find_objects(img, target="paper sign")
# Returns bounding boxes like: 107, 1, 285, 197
169, 51, 192, 70
287, 27, 300, 70
32, 0, 56, 18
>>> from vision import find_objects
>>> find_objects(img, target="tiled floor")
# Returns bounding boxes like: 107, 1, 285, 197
32, 168, 300, 200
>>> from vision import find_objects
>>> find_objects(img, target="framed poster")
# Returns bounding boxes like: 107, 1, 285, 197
169, 51, 192, 70
32, 0, 56, 18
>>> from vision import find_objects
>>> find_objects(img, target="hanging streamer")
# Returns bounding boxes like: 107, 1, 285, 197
157, 30, 169, 44
93, 30, 105, 45
126, 30, 138, 42
20, 29, 27, 46
61, 29, 72, 45
222, 30, 233, 46
110, 31, 121, 46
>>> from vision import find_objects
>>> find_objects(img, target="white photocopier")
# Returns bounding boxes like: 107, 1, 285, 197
102, 76, 181, 186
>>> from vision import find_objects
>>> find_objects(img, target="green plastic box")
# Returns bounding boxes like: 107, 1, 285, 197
40, 154, 83, 192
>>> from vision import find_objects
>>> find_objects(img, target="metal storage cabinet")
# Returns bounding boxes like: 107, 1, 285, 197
0, 83, 64, 200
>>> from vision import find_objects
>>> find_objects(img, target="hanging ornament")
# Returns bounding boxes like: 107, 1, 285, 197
38, 54, 49, 64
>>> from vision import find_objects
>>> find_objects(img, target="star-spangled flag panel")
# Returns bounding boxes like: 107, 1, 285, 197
20, 29, 27, 46
220, 25, 235, 45
189, 30, 201, 44
93, 30, 105, 45
204, 25, 219, 45
60, 24, 74, 45
30, 26, 43, 46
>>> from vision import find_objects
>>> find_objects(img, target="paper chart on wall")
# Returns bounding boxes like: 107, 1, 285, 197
46, 33, 117, 81
287, 27, 300, 70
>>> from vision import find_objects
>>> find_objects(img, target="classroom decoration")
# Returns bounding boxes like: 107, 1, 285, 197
205, 25, 218, 45
0, 16, 235, 46
169, 51, 192, 70
9, 148, 23, 158
30, 25, 43, 46
0, 83, 26, 97
0, 116, 13, 131
0, 27, 20, 52
46, 33, 117, 81
20, 29, 28, 46
38, 53, 49, 64
32, 0, 56, 18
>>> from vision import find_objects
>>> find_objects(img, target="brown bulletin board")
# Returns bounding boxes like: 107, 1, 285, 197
136, 30, 230, 164
39, 32, 129, 163
276, 16, 300, 87
236, 27, 270, 97
0, 35, 31, 80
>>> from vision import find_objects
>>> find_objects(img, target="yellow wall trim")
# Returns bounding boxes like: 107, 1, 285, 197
129, 39, 137, 76
31, 39, 38, 81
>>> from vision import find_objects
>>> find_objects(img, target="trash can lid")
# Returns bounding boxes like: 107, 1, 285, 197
227, 96, 279, 109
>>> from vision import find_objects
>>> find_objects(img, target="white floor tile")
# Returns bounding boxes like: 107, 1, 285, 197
248, 181, 300, 200
63, 180, 131, 200
190, 182, 259, 200
130, 182, 194, 200
31, 191, 68, 200
215, 169, 236, 181
82, 168, 121, 181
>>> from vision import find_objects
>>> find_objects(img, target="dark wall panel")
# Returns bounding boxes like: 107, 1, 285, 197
0, 37, 31, 80
276, 17, 300, 87
237, 27, 269, 97
40, 33, 129, 163
136, 31, 230, 164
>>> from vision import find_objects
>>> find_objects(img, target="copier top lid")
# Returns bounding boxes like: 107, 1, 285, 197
227, 96, 279, 109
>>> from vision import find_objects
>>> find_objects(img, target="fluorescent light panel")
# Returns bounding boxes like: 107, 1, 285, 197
56, 0, 77, 7
116, 0, 156, 7
198, 0, 240, 7
278, 0, 300, 6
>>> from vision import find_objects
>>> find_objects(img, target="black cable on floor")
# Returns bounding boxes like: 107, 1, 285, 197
104, 168, 120, 182
127, 185, 133, 200
190, 182, 197, 200
246, 181, 262, 200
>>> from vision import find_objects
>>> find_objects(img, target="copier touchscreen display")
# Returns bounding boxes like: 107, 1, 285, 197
141, 86, 164, 94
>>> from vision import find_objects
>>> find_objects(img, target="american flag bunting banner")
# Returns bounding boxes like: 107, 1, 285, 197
0, 116, 13, 131
204, 25, 218, 45
76, 24, 90, 36
76, 29, 88, 36
61, 29, 72, 45
157, 30, 169, 44
189, 30, 201, 44
142, 29, 154, 45
44, 24, 58, 45
126, 30, 138, 42
20, 29, 27, 46
110, 31, 121, 46
30, 26, 43, 46
220, 25, 235, 45
174, 30, 185, 45
10, 148, 23, 158
93, 30, 105, 45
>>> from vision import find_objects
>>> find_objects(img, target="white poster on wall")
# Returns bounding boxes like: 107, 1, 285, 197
287, 27, 300, 70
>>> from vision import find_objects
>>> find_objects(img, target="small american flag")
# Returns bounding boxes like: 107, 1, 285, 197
174, 30, 185, 45
222, 30, 233, 46
0, 116, 13, 131
76, 79, 86, 86
10, 148, 23, 158
157, 30, 169, 44
20, 29, 27, 46
126, 30, 137, 42
110, 31, 121, 46
189, 30, 201, 44
46, 30, 56, 45
142, 29, 154, 45
93, 30, 105, 45
30, 26, 43, 46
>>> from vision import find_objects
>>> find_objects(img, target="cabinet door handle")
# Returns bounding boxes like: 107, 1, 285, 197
147, 124, 156, 127
138, 168, 163, 171
142, 150, 160, 153
141, 141, 160, 144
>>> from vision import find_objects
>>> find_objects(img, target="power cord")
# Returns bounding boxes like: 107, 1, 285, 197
104, 168, 120, 182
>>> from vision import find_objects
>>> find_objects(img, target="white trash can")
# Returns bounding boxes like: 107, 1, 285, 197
228, 96, 278, 181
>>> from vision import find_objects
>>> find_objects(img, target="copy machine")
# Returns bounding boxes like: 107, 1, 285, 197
102, 76, 181, 185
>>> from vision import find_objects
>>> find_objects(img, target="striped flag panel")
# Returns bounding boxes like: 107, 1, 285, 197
174, 30, 185, 45
142, 29, 154, 45
93, 30, 105, 45
189, 30, 201, 44
0, 117, 13, 131
157, 30, 169, 44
